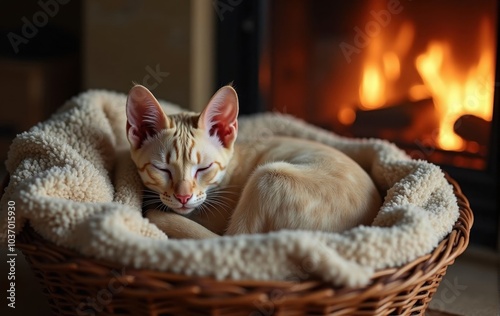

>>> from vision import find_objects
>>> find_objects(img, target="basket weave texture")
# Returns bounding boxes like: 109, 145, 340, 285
10, 175, 472, 316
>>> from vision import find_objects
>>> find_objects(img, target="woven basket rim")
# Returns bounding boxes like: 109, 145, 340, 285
4, 173, 473, 315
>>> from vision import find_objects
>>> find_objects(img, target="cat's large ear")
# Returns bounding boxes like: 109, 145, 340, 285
198, 85, 239, 148
126, 85, 167, 149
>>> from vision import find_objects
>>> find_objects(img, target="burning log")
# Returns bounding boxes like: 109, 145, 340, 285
352, 98, 438, 139
454, 115, 490, 145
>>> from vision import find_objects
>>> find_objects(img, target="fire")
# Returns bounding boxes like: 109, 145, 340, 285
416, 18, 495, 150
359, 63, 387, 109
357, 17, 495, 152
358, 22, 414, 110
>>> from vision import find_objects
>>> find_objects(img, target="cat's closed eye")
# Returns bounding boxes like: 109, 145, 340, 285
153, 165, 173, 179
195, 163, 213, 177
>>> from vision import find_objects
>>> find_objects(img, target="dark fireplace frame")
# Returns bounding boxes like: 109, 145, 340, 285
216, 1, 500, 250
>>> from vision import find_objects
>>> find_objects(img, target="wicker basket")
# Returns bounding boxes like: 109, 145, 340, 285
5, 174, 472, 316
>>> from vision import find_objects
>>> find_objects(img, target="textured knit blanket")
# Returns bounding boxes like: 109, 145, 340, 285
0, 90, 459, 287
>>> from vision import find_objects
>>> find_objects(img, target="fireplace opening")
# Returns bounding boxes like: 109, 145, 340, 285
216, 0, 499, 249
262, 0, 497, 171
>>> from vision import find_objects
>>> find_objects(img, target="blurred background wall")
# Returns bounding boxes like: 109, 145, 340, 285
0, 0, 215, 163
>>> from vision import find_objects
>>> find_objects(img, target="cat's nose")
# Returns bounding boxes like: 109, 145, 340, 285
174, 194, 192, 204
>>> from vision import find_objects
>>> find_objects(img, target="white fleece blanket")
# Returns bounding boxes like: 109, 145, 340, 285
0, 90, 459, 287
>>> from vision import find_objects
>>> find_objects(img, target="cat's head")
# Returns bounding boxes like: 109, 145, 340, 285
126, 85, 238, 215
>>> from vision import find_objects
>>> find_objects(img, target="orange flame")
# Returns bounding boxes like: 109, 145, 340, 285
358, 17, 494, 152
358, 22, 414, 110
416, 18, 495, 151
359, 63, 387, 109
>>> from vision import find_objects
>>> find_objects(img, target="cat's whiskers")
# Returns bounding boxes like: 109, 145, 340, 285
143, 188, 159, 194
142, 186, 162, 211
208, 193, 236, 201
141, 185, 173, 216
159, 203, 171, 213
207, 184, 240, 192
207, 186, 239, 198
201, 200, 227, 219
206, 194, 237, 208
142, 200, 162, 208
203, 187, 237, 219
142, 189, 161, 197
142, 195, 161, 200
202, 197, 232, 217
197, 203, 210, 217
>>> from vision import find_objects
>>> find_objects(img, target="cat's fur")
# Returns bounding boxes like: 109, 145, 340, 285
126, 85, 382, 239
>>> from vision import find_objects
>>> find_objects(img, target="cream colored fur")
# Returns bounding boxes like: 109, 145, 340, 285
127, 85, 381, 238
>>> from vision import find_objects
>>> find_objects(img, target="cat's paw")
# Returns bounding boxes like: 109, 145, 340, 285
146, 209, 220, 239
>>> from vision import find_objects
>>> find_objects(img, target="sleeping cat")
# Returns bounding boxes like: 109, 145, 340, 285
126, 84, 382, 239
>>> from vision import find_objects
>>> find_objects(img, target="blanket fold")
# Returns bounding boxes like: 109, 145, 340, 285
0, 90, 459, 287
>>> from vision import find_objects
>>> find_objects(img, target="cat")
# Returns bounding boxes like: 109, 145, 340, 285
126, 84, 382, 239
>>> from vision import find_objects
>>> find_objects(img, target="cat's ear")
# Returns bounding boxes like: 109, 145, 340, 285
198, 85, 239, 148
126, 85, 167, 149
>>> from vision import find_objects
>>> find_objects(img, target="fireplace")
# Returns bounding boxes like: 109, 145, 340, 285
216, 0, 499, 249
